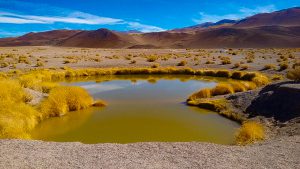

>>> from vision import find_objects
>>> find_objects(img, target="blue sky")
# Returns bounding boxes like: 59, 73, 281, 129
0, 0, 299, 37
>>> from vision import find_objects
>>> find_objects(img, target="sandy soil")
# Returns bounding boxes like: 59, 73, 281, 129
0, 46, 299, 75
0, 135, 299, 169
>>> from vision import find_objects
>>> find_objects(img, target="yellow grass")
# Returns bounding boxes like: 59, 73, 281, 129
92, 100, 107, 107
211, 83, 234, 96
188, 88, 211, 100
40, 86, 94, 118
235, 121, 265, 145
229, 81, 247, 92
287, 67, 300, 81
0, 80, 40, 139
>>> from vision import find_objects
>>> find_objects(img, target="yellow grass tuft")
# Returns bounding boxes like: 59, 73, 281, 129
211, 83, 234, 96
287, 67, 300, 81
235, 121, 265, 145
92, 100, 107, 107
229, 81, 247, 92
188, 88, 211, 100
40, 86, 94, 118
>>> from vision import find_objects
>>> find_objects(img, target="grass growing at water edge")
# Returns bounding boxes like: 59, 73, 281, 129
235, 121, 265, 145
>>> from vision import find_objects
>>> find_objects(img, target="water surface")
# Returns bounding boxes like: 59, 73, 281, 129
31, 75, 240, 144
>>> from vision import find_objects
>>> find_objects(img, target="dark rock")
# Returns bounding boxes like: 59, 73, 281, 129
246, 81, 300, 122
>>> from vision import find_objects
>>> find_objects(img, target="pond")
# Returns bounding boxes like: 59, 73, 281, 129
31, 75, 240, 144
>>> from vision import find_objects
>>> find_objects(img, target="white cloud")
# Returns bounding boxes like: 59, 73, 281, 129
127, 22, 166, 32
193, 5, 277, 24
0, 5, 165, 33
0, 11, 123, 25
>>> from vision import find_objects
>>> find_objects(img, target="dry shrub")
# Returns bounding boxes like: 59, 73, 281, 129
40, 86, 94, 118
211, 83, 234, 96
235, 121, 265, 145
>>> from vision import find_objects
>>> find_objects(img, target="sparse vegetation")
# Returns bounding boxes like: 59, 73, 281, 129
177, 60, 187, 66
235, 121, 265, 145
287, 66, 300, 81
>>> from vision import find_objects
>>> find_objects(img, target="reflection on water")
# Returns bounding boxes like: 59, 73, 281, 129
31, 75, 240, 144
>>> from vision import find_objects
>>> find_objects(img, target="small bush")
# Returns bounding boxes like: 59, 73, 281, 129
235, 121, 265, 145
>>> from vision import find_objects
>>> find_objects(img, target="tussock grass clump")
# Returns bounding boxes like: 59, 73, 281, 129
287, 67, 300, 81
0, 80, 28, 103
235, 121, 265, 145
0, 80, 40, 139
279, 62, 289, 71
0, 101, 39, 139
229, 81, 247, 92
211, 83, 234, 96
215, 70, 231, 78
177, 60, 187, 66
40, 86, 94, 117
263, 64, 275, 70
188, 88, 211, 101
231, 71, 244, 79
187, 98, 227, 112
92, 100, 107, 107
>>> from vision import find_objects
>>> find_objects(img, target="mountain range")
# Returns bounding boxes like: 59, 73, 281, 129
1, 7, 300, 48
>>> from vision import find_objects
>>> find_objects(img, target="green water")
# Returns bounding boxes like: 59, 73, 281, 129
31, 75, 240, 144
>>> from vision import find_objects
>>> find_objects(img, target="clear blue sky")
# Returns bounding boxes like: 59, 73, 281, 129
0, 0, 299, 37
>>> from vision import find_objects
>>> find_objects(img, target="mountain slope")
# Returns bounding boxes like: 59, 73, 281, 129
59, 28, 138, 48
0, 30, 81, 46
0, 7, 300, 48
235, 7, 300, 27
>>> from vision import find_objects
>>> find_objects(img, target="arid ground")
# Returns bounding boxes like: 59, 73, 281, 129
0, 46, 299, 169
0, 46, 299, 75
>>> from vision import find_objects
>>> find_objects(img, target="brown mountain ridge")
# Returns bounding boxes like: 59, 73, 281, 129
0, 7, 300, 48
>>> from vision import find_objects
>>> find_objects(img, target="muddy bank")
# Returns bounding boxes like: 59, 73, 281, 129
0, 135, 299, 169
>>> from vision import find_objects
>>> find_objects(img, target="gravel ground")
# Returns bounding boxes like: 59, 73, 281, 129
0, 135, 299, 169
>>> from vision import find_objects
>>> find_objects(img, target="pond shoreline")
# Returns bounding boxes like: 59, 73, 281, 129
0, 135, 299, 169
